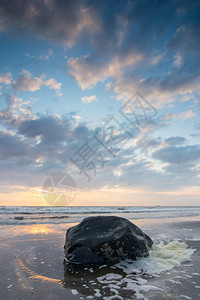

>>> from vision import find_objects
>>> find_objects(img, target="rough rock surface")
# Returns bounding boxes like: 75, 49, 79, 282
64, 216, 153, 266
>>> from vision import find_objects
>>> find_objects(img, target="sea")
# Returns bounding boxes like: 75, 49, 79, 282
1, 206, 200, 226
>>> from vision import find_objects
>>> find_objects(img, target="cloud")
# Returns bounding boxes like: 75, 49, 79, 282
63, 0, 200, 104
0, 0, 99, 47
44, 78, 62, 95
68, 53, 142, 89
1, 0, 200, 197
151, 53, 164, 66
1, 0, 200, 105
18, 115, 70, 144
0, 131, 30, 160
181, 110, 196, 120
81, 95, 97, 104
0, 15, 5, 32
68, 55, 107, 89
153, 145, 200, 165
173, 52, 182, 67
167, 20, 200, 55
0, 72, 12, 84
164, 163, 198, 175
105, 82, 112, 92
161, 110, 196, 121
13, 70, 43, 92
0, 105, 199, 192
12, 70, 62, 94
72, 115, 82, 123
39, 49, 54, 60
0, 94, 35, 127
135, 136, 161, 151
164, 137, 186, 146
0, 109, 97, 186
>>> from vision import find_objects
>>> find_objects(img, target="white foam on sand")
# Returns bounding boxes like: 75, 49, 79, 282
71, 289, 78, 295
134, 240, 195, 275
96, 241, 195, 300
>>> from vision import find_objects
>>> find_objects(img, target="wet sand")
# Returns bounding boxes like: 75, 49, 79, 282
0, 218, 199, 300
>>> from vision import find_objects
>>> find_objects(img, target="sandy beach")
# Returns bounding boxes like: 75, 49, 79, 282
0, 213, 200, 300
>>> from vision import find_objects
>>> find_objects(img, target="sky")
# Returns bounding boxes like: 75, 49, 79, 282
0, 0, 200, 206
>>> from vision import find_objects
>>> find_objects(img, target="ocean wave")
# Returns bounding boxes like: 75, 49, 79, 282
1, 206, 200, 215
0, 206, 200, 226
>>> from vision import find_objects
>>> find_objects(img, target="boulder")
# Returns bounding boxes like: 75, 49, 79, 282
64, 216, 153, 267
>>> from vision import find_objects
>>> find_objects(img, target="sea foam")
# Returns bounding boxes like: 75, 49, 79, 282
134, 240, 195, 275
96, 241, 195, 299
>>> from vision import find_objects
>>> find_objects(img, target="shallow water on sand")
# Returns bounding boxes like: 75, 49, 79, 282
0, 218, 200, 299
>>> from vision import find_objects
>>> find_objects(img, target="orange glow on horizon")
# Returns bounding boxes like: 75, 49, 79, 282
1, 185, 200, 206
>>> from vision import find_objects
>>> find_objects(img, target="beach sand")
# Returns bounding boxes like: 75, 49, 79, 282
0, 217, 199, 300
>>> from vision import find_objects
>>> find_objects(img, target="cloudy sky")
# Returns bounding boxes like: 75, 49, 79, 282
0, 0, 200, 206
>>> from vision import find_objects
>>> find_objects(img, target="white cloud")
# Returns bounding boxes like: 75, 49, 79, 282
73, 115, 82, 122
12, 70, 62, 94
13, 70, 43, 92
39, 49, 54, 60
105, 82, 112, 92
0, 72, 12, 84
81, 95, 97, 103
68, 56, 107, 89
113, 169, 122, 177
180, 109, 196, 120
151, 54, 163, 65
174, 52, 182, 67
44, 78, 62, 95
0, 94, 35, 126
112, 72, 200, 110
68, 53, 142, 90
26, 49, 54, 61
161, 110, 196, 121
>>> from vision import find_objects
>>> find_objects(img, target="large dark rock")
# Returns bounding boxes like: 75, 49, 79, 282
64, 216, 153, 267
